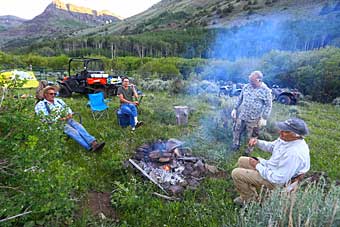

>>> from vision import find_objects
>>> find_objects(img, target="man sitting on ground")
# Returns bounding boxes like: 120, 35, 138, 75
35, 86, 105, 152
117, 77, 143, 131
231, 118, 310, 205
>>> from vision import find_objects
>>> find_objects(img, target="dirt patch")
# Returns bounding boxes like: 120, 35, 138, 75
81, 191, 117, 220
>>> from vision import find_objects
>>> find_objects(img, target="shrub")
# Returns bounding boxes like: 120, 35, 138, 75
185, 80, 219, 95
170, 78, 186, 94
236, 178, 340, 227
139, 79, 171, 91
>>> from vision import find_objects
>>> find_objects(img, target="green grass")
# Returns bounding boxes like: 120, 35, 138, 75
0, 89, 339, 226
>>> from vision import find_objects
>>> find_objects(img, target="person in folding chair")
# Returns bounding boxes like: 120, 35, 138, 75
117, 77, 143, 131
35, 86, 105, 152
231, 118, 310, 206
88, 92, 109, 120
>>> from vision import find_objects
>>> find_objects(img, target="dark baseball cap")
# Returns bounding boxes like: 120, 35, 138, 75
276, 118, 309, 136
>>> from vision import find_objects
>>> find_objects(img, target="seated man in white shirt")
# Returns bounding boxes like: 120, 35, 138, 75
35, 86, 105, 152
231, 118, 310, 205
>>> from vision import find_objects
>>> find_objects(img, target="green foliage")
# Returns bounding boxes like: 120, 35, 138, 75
261, 47, 340, 102
0, 88, 340, 225
112, 57, 151, 72
1, 47, 340, 103
237, 179, 340, 227
0, 74, 26, 89
138, 58, 181, 80
139, 79, 171, 92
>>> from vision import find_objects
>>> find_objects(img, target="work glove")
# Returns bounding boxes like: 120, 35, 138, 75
259, 118, 267, 127
231, 109, 237, 119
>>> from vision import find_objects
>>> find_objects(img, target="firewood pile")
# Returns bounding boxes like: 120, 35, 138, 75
129, 139, 220, 196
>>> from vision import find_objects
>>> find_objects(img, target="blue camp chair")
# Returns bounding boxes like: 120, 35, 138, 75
88, 92, 109, 120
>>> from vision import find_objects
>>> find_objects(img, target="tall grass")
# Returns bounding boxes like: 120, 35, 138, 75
236, 178, 340, 227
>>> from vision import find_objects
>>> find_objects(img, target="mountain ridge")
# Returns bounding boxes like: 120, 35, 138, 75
51, 0, 123, 19
0, 0, 122, 47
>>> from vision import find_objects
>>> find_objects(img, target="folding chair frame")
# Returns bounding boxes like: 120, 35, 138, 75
88, 92, 109, 120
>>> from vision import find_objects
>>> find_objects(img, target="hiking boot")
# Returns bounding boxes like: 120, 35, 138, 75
92, 142, 105, 152
136, 121, 144, 128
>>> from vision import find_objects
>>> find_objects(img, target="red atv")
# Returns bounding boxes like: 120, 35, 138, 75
57, 57, 121, 97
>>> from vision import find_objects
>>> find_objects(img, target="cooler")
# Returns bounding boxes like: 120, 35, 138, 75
117, 108, 130, 127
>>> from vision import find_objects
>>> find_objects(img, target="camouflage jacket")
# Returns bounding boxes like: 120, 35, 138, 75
235, 83, 272, 121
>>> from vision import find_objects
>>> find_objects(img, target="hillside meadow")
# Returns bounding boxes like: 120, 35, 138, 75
0, 83, 339, 226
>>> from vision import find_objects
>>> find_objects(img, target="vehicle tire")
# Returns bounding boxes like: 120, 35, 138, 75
58, 85, 72, 97
290, 98, 297, 105
278, 95, 291, 105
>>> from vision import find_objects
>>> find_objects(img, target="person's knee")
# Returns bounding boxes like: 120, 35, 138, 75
121, 106, 132, 115
232, 168, 242, 180
64, 124, 78, 136
238, 156, 249, 166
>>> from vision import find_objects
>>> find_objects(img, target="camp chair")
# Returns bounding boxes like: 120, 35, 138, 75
88, 92, 109, 120
285, 173, 305, 193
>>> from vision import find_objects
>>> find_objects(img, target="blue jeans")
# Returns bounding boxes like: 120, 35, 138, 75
120, 103, 138, 127
64, 119, 96, 150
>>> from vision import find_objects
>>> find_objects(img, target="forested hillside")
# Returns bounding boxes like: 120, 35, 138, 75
2, 0, 340, 62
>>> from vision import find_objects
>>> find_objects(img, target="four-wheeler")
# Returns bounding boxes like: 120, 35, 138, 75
271, 85, 301, 105
57, 57, 122, 97
219, 82, 244, 97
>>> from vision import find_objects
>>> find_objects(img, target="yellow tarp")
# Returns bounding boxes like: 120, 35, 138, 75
0, 70, 39, 88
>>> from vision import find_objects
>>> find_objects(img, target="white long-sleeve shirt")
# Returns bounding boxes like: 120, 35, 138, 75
255, 138, 310, 185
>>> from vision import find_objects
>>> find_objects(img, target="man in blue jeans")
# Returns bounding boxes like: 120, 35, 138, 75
35, 86, 105, 152
117, 77, 143, 131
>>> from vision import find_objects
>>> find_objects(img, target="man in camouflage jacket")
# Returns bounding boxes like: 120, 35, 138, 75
231, 71, 272, 151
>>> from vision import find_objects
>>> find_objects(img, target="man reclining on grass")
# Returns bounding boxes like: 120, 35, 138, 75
34, 85, 105, 152
231, 118, 310, 205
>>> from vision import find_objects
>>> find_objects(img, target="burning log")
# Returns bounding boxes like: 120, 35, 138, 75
177, 157, 199, 162
158, 157, 171, 163
129, 139, 222, 196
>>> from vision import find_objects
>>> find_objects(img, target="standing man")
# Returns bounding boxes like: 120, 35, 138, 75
231, 70, 272, 151
117, 77, 143, 131
35, 86, 105, 152
232, 118, 310, 205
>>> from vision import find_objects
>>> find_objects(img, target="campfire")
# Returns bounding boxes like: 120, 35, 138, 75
129, 139, 219, 196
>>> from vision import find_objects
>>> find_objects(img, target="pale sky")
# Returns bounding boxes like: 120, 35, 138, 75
0, 0, 161, 19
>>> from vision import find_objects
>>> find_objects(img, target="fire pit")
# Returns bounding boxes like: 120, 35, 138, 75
129, 139, 220, 196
